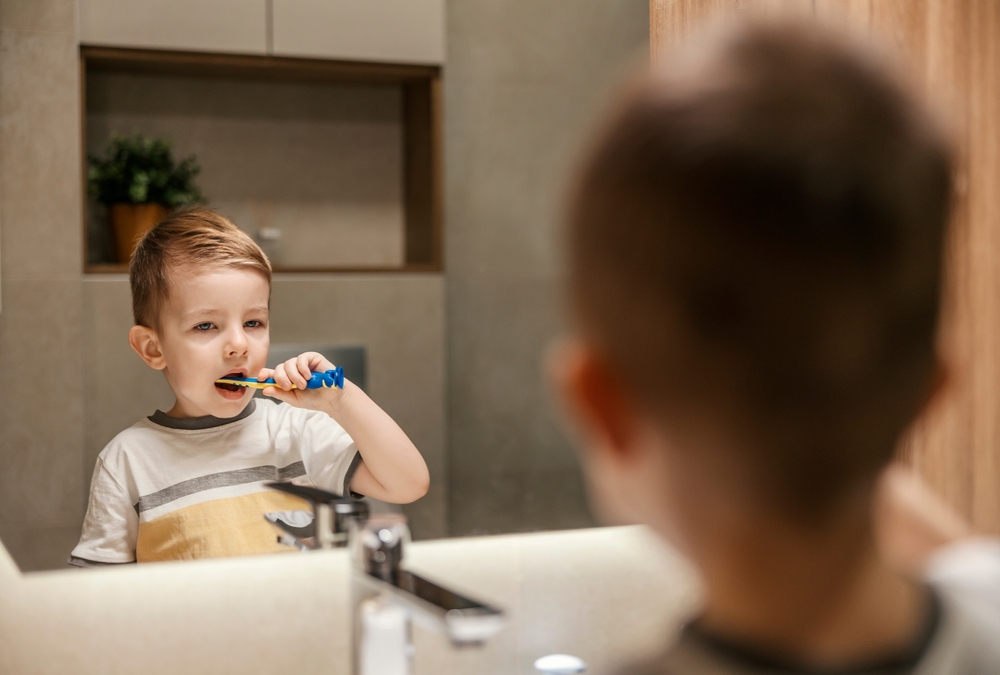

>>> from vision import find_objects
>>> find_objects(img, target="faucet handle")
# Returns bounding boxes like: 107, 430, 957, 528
265, 481, 369, 549
355, 515, 410, 583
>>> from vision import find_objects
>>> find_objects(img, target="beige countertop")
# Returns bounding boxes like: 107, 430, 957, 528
0, 526, 699, 674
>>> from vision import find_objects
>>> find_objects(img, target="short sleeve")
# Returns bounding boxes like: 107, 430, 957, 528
291, 408, 363, 496
926, 538, 1000, 634
69, 457, 139, 565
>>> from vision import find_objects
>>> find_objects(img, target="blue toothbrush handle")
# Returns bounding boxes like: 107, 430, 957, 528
262, 367, 345, 390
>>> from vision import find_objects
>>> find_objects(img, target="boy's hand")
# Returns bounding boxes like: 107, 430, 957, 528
257, 352, 348, 413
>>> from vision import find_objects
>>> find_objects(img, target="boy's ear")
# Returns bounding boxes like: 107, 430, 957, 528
548, 337, 638, 459
922, 360, 951, 415
128, 325, 167, 371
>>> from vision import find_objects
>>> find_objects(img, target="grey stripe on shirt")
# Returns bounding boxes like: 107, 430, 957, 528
343, 451, 364, 496
134, 460, 307, 514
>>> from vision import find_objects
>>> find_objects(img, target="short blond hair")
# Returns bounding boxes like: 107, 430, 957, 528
129, 208, 272, 327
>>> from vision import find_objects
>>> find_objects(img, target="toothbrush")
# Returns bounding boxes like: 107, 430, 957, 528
216, 367, 345, 390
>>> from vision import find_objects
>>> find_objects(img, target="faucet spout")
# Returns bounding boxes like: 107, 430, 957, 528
352, 515, 505, 675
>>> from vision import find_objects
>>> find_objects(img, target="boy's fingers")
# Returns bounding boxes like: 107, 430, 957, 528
256, 368, 273, 382
273, 364, 294, 390
307, 351, 335, 372
296, 353, 314, 384
285, 357, 308, 389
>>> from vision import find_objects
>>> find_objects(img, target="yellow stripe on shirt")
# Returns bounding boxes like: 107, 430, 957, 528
136, 491, 309, 562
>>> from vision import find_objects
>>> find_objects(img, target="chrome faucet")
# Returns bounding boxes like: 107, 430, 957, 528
265, 481, 369, 549
266, 483, 506, 675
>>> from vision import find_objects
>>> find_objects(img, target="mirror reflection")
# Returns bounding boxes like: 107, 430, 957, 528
0, 2, 648, 571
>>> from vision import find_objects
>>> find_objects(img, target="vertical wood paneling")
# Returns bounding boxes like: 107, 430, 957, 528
905, 0, 978, 524
650, 0, 810, 61
966, 0, 1000, 530
650, 0, 1000, 532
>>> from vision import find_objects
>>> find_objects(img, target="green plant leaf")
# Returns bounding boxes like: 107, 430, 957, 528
86, 134, 206, 207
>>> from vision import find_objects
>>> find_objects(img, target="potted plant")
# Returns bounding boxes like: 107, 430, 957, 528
88, 135, 205, 263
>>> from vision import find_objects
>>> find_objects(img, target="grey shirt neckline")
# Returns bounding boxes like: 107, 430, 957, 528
148, 400, 257, 430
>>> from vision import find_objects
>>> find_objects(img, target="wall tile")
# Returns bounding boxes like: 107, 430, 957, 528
447, 278, 594, 535
0, 0, 75, 34
82, 278, 175, 478
0, 523, 80, 571
0, 279, 84, 527
0, 28, 82, 279
449, 467, 593, 536
444, 0, 649, 538
446, 0, 649, 87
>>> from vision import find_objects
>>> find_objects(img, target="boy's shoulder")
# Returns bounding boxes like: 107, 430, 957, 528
620, 584, 1000, 675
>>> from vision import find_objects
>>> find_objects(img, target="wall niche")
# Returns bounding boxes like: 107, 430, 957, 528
83, 47, 442, 273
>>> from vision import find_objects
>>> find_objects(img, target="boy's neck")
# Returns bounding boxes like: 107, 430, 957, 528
694, 499, 928, 669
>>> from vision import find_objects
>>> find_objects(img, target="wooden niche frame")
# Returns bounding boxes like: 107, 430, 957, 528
81, 46, 443, 274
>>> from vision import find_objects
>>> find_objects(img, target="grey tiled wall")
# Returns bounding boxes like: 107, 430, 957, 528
0, 0, 85, 570
444, 0, 650, 535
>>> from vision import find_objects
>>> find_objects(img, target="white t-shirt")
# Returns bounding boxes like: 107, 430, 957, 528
70, 399, 361, 565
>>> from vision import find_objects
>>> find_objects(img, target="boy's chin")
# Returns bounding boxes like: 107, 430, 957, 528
207, 387, 252, 416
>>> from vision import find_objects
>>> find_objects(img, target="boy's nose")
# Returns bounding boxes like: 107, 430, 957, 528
225, 329, 249, 356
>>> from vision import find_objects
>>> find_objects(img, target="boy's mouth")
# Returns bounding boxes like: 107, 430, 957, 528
215, 371, 247, 395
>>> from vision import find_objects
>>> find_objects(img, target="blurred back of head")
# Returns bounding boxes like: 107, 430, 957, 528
567, 20, 954, 514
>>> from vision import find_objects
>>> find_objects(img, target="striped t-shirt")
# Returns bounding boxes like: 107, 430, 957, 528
69, 398, 361, 566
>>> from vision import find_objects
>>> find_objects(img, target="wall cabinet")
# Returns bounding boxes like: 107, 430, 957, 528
79, 0, 268, 54
79, 0, 446, 65
272, 0, 445, 65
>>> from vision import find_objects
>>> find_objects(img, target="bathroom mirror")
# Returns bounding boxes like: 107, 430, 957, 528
0, 1, 648, 572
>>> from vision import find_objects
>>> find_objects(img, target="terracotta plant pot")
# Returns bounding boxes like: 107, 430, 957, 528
109, 203, 169, 263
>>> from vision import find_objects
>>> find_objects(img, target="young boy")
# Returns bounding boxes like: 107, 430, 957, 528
554, 20, 1000, 674
70, 209, 429, 565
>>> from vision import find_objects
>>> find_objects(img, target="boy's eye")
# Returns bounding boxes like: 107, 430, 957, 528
194, 323, 215, 331
244, 320, 264, 328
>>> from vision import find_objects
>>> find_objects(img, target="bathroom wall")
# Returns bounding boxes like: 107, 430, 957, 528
443, 1, 649, 534
0, 0, 86, 571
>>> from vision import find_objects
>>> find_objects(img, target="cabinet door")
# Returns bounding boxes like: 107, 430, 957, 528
79, 0, 268, 54
273, 0, 445, 65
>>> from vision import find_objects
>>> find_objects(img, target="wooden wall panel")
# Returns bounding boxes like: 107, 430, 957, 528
965, 0, 1000, 530
650, 0, 1000, 531
650, 0, 811, 61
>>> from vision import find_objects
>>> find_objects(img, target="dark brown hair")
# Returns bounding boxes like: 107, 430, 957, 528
567, 22, 953, 511
129, 208, 272, 328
